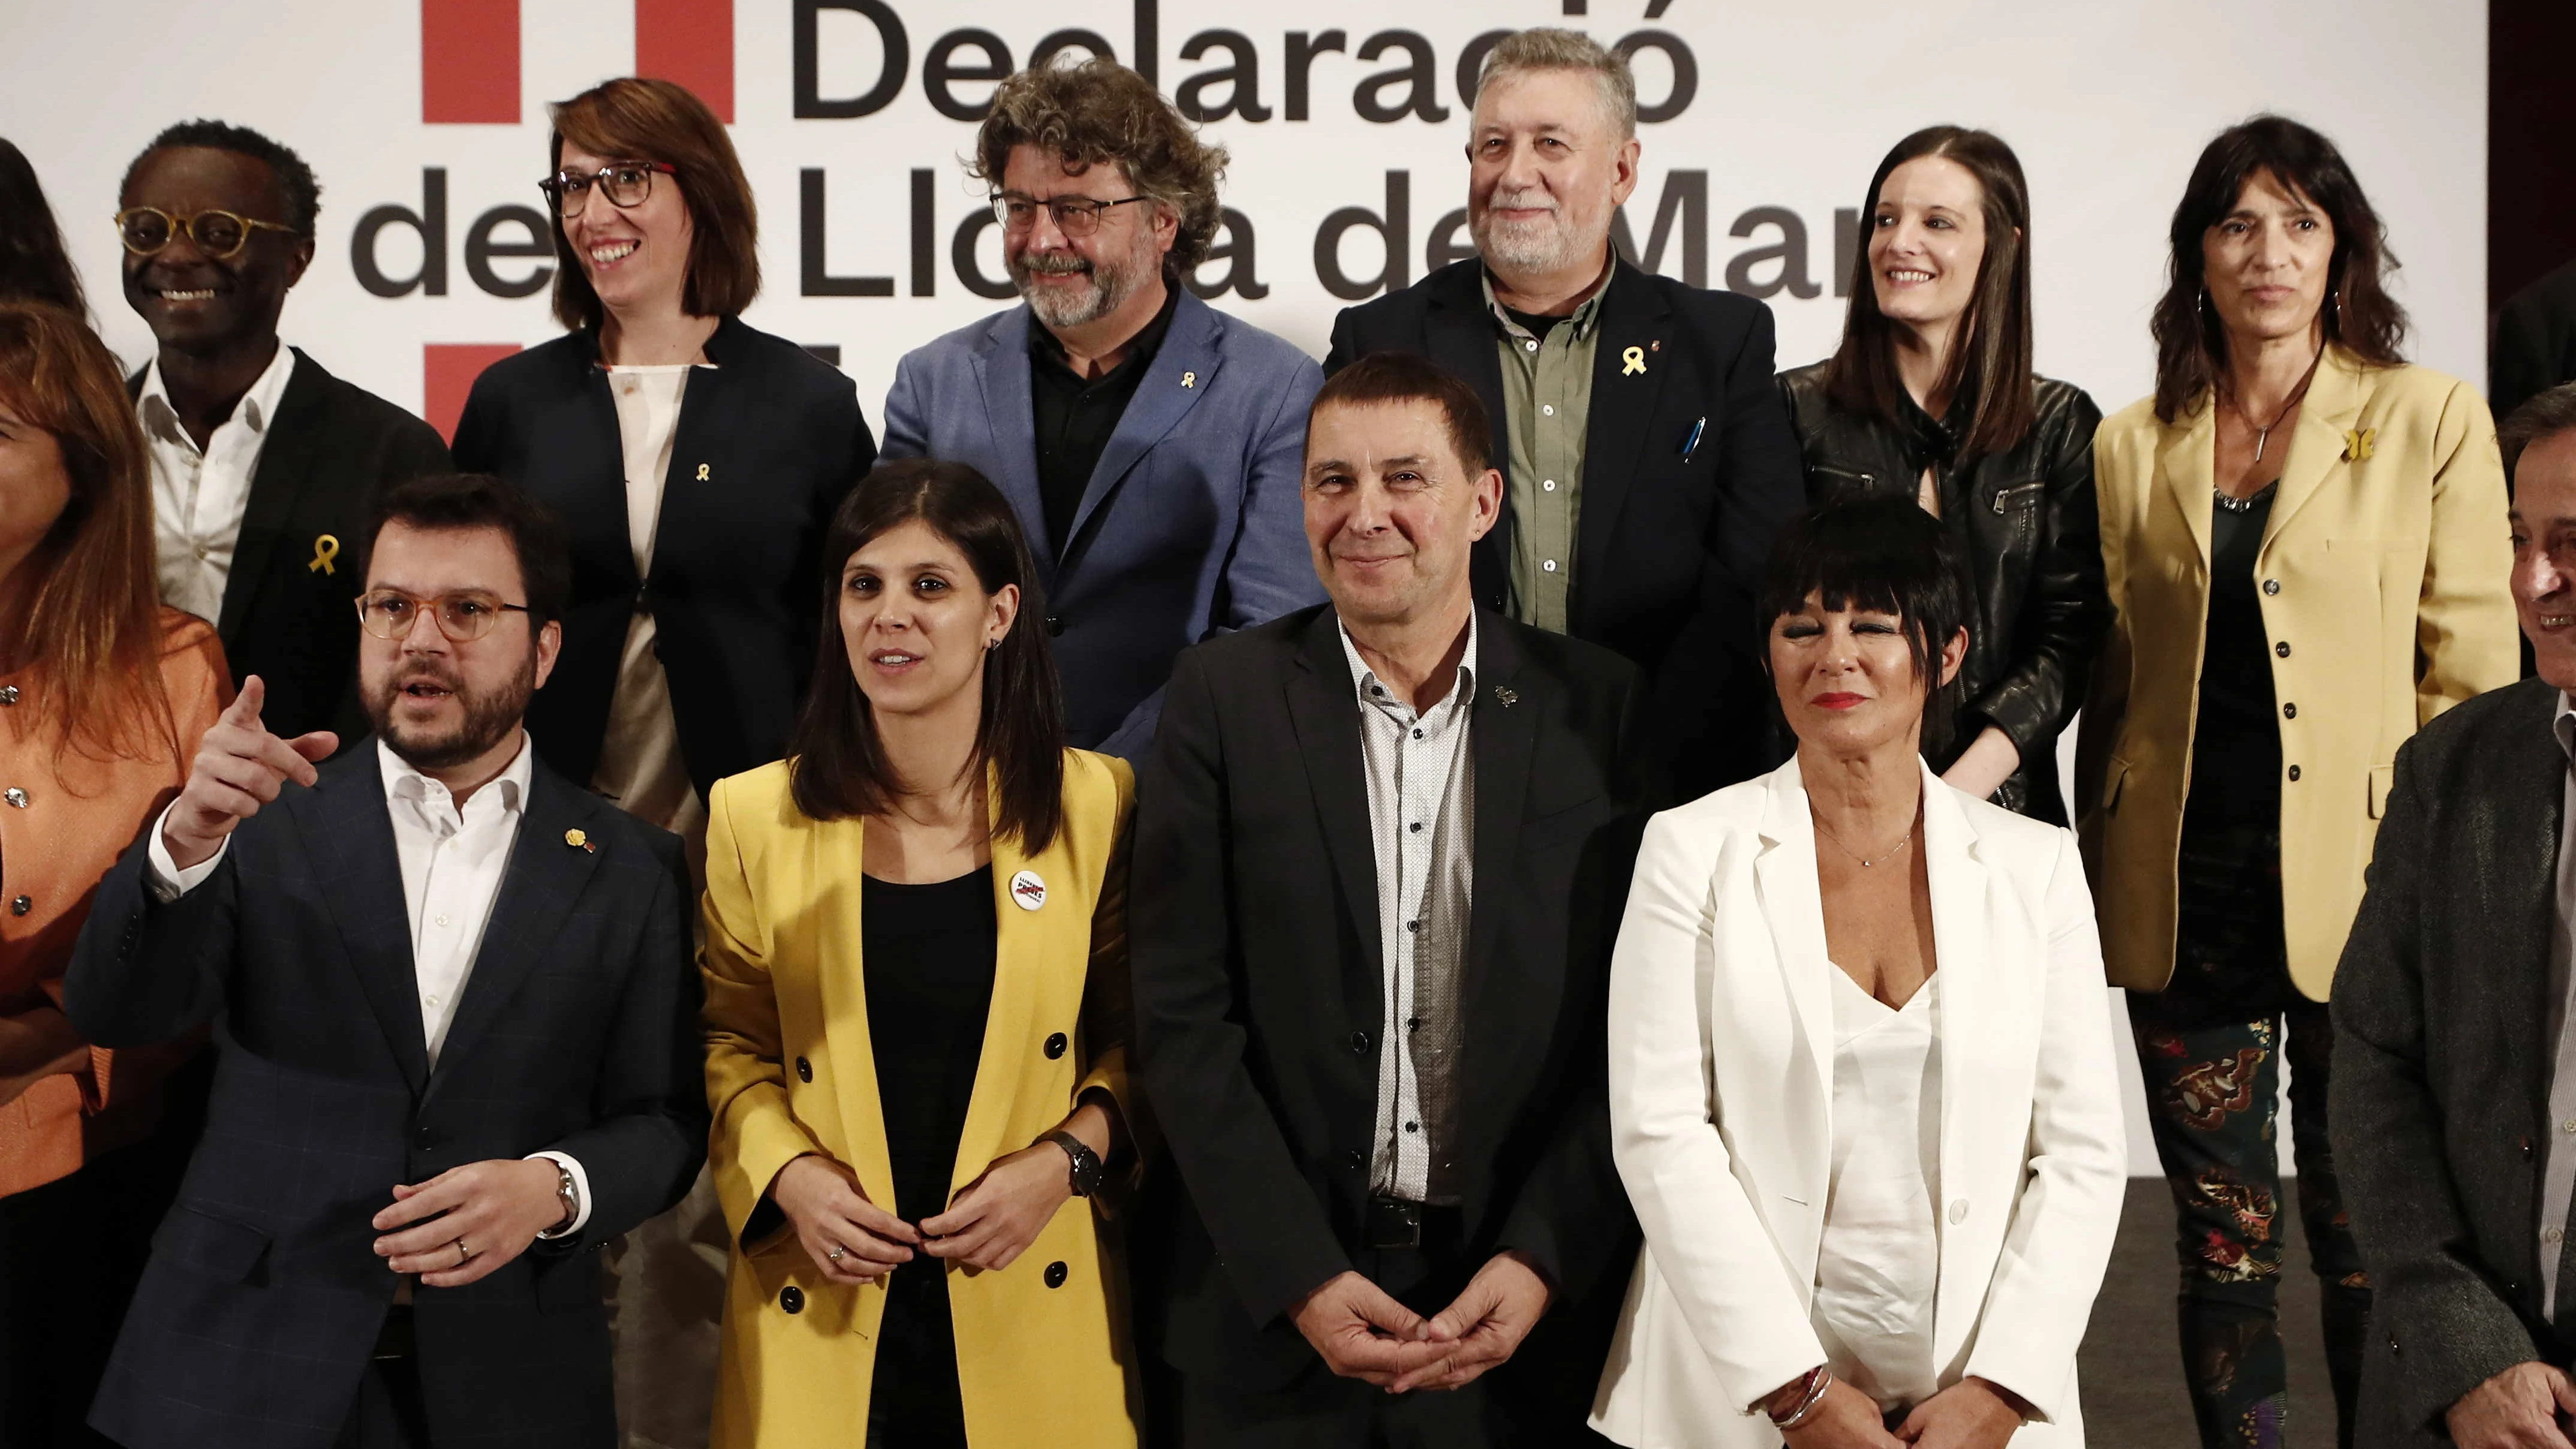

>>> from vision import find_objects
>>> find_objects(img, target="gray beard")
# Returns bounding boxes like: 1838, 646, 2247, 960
1014, 251, 1146, 330
1472, 213, 1585, 277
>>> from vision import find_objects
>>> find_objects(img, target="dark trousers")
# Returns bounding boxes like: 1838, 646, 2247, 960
1173, 1207, 1615, 1449
336, 1308, 434, 1449
2132, 822, 2369, 1449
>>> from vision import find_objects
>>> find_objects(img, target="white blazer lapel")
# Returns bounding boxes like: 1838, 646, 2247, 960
1752, 760, 1836, 1156
1919, 766, 1995, 1371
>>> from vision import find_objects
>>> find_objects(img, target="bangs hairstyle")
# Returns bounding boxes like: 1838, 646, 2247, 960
0, 138, 86, 314
1823, 125, 2035, 461
0, 301, 174, 761
2501, 381, 2576, 483
2150, 114, 2408, 424
547, 77, 759, 331
1310, 350, 1493, 476
973, 58, 1229, 270
1758, 495, 1975, 758
789, 460, 1067, 852
359, 473, 572, 629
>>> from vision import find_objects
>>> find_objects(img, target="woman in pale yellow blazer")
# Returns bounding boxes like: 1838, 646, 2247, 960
701, 459, 1139, 1449
2077, 116, 2515, 1449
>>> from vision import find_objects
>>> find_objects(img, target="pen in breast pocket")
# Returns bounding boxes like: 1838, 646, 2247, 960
1681, 415, 1707, 461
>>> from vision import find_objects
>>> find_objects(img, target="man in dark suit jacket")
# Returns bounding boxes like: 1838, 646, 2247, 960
120, 120, 451, 745
2495, 258, 2576, 432
2334, 383, 2576, 1449
65, 474, 705, 1449
1134, 351, 1644, 1445
1324, 31, 1802, 801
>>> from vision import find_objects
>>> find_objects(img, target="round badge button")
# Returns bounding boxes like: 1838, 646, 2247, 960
1009, 870, 1047, 911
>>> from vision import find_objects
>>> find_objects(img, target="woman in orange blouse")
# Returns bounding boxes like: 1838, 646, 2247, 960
0, 301, 227, 1447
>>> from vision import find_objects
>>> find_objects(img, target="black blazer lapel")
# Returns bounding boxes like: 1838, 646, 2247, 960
2481, 683, 2566, 1131
1573, 263, 1676, 611
291, 746, 431, 1090
1422, 267, 1515, 614
424, 764, 607, 1098
562, 330, 643, 593
215, 350, 332, 647
1286, 612, 1385, 1008
653, 322, 750, 588
1459, 617, 1540, 1115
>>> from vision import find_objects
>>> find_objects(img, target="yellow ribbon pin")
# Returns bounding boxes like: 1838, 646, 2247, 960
565, 827, 594, 854
2342, 428, 2376, 462
1181, 371, 1196, 389
307, 534, 339, 575
1621, 346, 1646, 376
695, 463, 710, 481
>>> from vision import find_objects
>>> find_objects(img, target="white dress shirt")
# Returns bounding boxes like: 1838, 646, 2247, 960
140, 344, 297, 626
2539, 694, 2576, 1316
144, 734, 590, 1234
1340, 616, 1477, 1205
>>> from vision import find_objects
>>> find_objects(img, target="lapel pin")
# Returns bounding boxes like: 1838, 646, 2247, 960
2342, 428, 2376, 462
1009, 869, 1047, 911
1650, 339, 1662, 352
307, 534, 339, 575
1621, 346, 1646, 376
1493, 686, 1518, 708
565, 827, 594, 854
1180, 370, 1196, 389
695, 463, 711, 481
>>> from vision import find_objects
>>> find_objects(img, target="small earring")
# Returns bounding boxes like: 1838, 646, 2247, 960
985, 638, 999, 652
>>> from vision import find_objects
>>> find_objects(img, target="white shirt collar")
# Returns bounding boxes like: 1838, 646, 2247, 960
1338, 610, 1480, 718
377, 731, 535, 819
137, 342, 297, 450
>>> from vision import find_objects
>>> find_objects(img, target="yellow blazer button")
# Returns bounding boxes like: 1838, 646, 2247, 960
1043, 1261, 1069, 1289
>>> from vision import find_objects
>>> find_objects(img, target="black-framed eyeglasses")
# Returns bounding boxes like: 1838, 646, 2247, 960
113, 207, 301, 261
538, 161, 678, 218
357, 589, 532, 642
990, 192, 1154, 237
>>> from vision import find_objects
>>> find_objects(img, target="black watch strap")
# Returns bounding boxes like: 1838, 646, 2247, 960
1042, 1130, 1103, 1198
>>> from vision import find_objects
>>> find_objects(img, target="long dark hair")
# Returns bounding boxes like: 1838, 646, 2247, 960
788, 460, 1066, 852
2150, 115, 2408, 423
0, 138, 86, 315
1823, 125, 2035, 462
1759, 495, 1975, 759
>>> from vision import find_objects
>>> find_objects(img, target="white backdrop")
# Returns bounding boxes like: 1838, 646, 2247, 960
0, 0, 2490, 1174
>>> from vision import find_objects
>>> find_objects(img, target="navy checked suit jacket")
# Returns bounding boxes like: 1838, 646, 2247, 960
64, 743, 706, 1449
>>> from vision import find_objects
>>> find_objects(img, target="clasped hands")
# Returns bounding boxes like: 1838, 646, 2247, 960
772, 1143, 1075, 1288
1290, 1253, 1552, 1394
1764, 1372, 2029, 1449
369, 1158, 572, 1289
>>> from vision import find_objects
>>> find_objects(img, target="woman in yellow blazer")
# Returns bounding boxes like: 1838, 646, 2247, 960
2077, 116, 2515, 1449
702, 459, 1139, 1449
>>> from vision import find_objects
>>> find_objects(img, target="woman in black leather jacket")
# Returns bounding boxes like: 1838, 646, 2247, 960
1778, 125, 2108, 821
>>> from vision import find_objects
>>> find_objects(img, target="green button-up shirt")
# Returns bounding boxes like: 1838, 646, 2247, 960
1483, 264, 1610, 635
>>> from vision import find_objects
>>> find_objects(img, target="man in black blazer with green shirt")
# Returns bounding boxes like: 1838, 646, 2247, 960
1325, 30, 1802, 802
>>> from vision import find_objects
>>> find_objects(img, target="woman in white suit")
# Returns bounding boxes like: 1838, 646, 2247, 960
1593, 496, 2126, 1449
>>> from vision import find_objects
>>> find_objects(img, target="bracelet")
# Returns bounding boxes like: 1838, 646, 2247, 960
1768, 1364, 1832, 1430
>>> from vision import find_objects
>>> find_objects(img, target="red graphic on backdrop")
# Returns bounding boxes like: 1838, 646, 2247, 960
425, 343, 523, 443
422, 0, 735, 126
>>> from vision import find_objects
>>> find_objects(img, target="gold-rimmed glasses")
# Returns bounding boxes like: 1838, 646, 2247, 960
114, 207, 301, 261
356, 589, 532, 643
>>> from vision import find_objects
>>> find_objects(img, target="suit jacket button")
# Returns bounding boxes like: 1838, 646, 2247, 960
2387, 1332, 2399, 1354
1046, 614, 1064, 636
1349, 1031, 1370, 1055
795, 1056, 812, 1083
414, 1125, 441, 1150
2286, 765, 2301, 782
1343, 1149, 1364, 1172
1043, 1261, 1068, 1289
2275, 641, 2292, 658
2524, 1137, 2537, 1161
780, 1285, 804, 1314
1043, 1032, 1068, 1060
1947, 1198, 1969, 1225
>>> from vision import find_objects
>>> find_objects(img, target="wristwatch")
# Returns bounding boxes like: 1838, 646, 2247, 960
541, 1161, 579, 1238
1041, 1130, 1103, 1198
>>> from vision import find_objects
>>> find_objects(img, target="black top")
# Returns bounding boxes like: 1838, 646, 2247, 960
2185, 486, 2282, 831
861, 866, 995, 1449
1029, 279, 1181, 557
1500, 303, 1562, 341
1775, 363, 2109, 823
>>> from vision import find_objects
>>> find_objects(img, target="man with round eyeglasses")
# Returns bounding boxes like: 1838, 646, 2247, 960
879, 57, 1324, 763
118, 119, 451, 750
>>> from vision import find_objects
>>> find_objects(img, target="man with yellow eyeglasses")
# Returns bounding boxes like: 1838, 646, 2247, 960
120, 119, 449, 749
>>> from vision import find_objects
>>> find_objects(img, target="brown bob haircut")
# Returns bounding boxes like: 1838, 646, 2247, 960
546, 77, 759, 331
788, 460, 1067, 852
2150, 115, 2408, 424
1823, 125, 2036, 462
1309, 351, 1495, 477
974, 58, 1229, 270
0, 301, 176, 760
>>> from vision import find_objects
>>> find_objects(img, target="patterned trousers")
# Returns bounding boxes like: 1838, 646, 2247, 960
2129, 821, 2369, 1449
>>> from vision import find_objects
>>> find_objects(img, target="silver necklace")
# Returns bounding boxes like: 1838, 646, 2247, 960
2225, 345, 2325, 465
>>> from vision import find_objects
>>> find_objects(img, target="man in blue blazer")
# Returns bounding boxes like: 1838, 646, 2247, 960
880, 58, 1323, 761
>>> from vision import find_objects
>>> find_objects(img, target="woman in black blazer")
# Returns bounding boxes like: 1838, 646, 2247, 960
446, 75, 873, 1449
452, 77, 875, 849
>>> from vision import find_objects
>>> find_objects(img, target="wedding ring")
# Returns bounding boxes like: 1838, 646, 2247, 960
827, 1246, 847, 1262
455, 1239, 472, 1266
